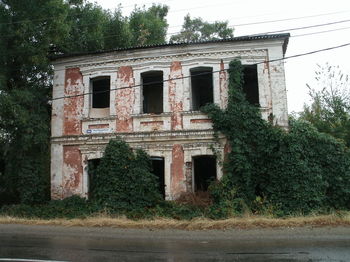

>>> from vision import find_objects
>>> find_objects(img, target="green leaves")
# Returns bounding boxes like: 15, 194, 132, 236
203, 60, 350, 216
300, 63, 350, 146
170, 14, 233, 43
91, 139, 162, 212
129, 4, 168, 46
0, 1, 170, 206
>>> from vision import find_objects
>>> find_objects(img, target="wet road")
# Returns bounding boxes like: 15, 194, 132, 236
0, 224, 350, 261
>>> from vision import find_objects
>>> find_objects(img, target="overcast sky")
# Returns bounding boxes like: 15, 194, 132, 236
95, 0, 350, 113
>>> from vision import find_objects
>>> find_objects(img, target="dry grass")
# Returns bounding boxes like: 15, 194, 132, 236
0, 212, 349, 230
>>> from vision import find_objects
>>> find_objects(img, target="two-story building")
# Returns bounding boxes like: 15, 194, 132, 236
50, 33, 289, 200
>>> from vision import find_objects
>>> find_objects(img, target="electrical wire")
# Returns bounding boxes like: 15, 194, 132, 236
49, 41, 350, 102
246, 19, 350, 35
2, 17, 350, 57
292, 26, 350, 37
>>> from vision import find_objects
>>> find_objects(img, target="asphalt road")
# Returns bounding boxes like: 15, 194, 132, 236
0, 224, 350, 261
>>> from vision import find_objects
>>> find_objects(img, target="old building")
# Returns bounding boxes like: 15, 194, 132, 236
51, 33, 289, 200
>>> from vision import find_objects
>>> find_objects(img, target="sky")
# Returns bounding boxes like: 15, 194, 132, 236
95, 0, 350, 113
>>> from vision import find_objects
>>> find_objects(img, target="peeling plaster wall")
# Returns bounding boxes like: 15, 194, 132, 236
62, 145, 83, 198
168, 61, 184, 130
64, 68, 84, 135
51, 38, 289, 200
50, 143, 63, 199
116, 66, 135, 132
219, 60, 228, 108
171, 144, 186, 199
52, 65, 65, 137
268, 46, 289, 127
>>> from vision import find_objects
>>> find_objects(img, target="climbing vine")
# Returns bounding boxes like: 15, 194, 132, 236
202, 60, 350, 217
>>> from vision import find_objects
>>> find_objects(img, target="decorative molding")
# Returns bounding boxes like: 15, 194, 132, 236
65, 49, 268, 71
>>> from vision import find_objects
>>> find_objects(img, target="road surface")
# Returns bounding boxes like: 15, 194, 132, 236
0, 224, 349, 261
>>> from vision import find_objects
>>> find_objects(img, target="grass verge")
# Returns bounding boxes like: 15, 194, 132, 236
0, 212, 349, 230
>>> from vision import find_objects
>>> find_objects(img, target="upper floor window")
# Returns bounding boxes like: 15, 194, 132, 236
190, 67, 213, 111
91, 76, 110, 108
242, 65, 259, 106
142, 71, 163, 114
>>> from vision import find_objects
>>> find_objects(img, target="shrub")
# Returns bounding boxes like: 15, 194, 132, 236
203, 59, 350, 216
0, 196, 98, 219
91, 138, 163, 212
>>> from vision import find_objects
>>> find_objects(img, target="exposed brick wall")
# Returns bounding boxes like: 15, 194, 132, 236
169, 61, 184, 130
64, 68, 84, 135
116, 66, 135, 132
62, 145, 83, 198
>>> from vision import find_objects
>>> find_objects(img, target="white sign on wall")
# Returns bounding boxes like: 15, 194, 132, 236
86, 128, 111, 134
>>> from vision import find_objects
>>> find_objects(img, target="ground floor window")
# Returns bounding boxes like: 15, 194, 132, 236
193, 155, 217, 192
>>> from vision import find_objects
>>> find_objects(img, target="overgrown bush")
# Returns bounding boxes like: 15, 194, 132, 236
203, 60, 350, 216
0, 196, 99, 219
91, 139, 163, 212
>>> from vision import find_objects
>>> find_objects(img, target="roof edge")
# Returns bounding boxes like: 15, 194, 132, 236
50, 33, 290, 61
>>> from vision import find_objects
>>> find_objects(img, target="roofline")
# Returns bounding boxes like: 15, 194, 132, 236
50, 33, 290, 61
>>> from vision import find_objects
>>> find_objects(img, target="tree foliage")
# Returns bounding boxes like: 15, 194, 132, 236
203, 60, 350, 217
91, 139, 162, 211
299, 63, 350, 146
129, 4, 169, 46
0, 0, 69, 204
170, 14, 234, 43
0, 0, 169, 205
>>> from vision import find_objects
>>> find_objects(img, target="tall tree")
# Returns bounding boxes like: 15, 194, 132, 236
299, 63, 350, 146
0, 0, 171, 205
0, 0, 70, 204
170, 14, 234, 43
128, 4, 169, 46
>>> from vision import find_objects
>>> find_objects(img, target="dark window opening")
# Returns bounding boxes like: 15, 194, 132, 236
193, 155, 216, 192
243, 65, 259, 106
142, 71, 163, 114
87, 159, 101, 198
151, 157, 165, 198
92, 77, 110, 108
191, 67, 213, 111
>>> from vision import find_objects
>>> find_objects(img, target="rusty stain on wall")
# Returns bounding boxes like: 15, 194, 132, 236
116, 66, 135, 132
169, 61, 184, 130
140, 121, 164, 126
171, 144, 186, 198
62, 145, 83, 198
88, 124, 109, 129
190, 119, 212, 124
264, 58, 270, 74
64, 68, 84, 135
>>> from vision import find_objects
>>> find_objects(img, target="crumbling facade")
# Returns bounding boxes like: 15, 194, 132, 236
51, 33, 289, 200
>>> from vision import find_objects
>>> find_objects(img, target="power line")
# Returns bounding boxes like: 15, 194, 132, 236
292, 26, 350, 37
167, 18, 350, 36
249, 19, 350, 35
2, 16, 350, 58
232, 11, 350, 27
1, 0, 349, 30
3, 29, 350, 72
49, 41, 350, 102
